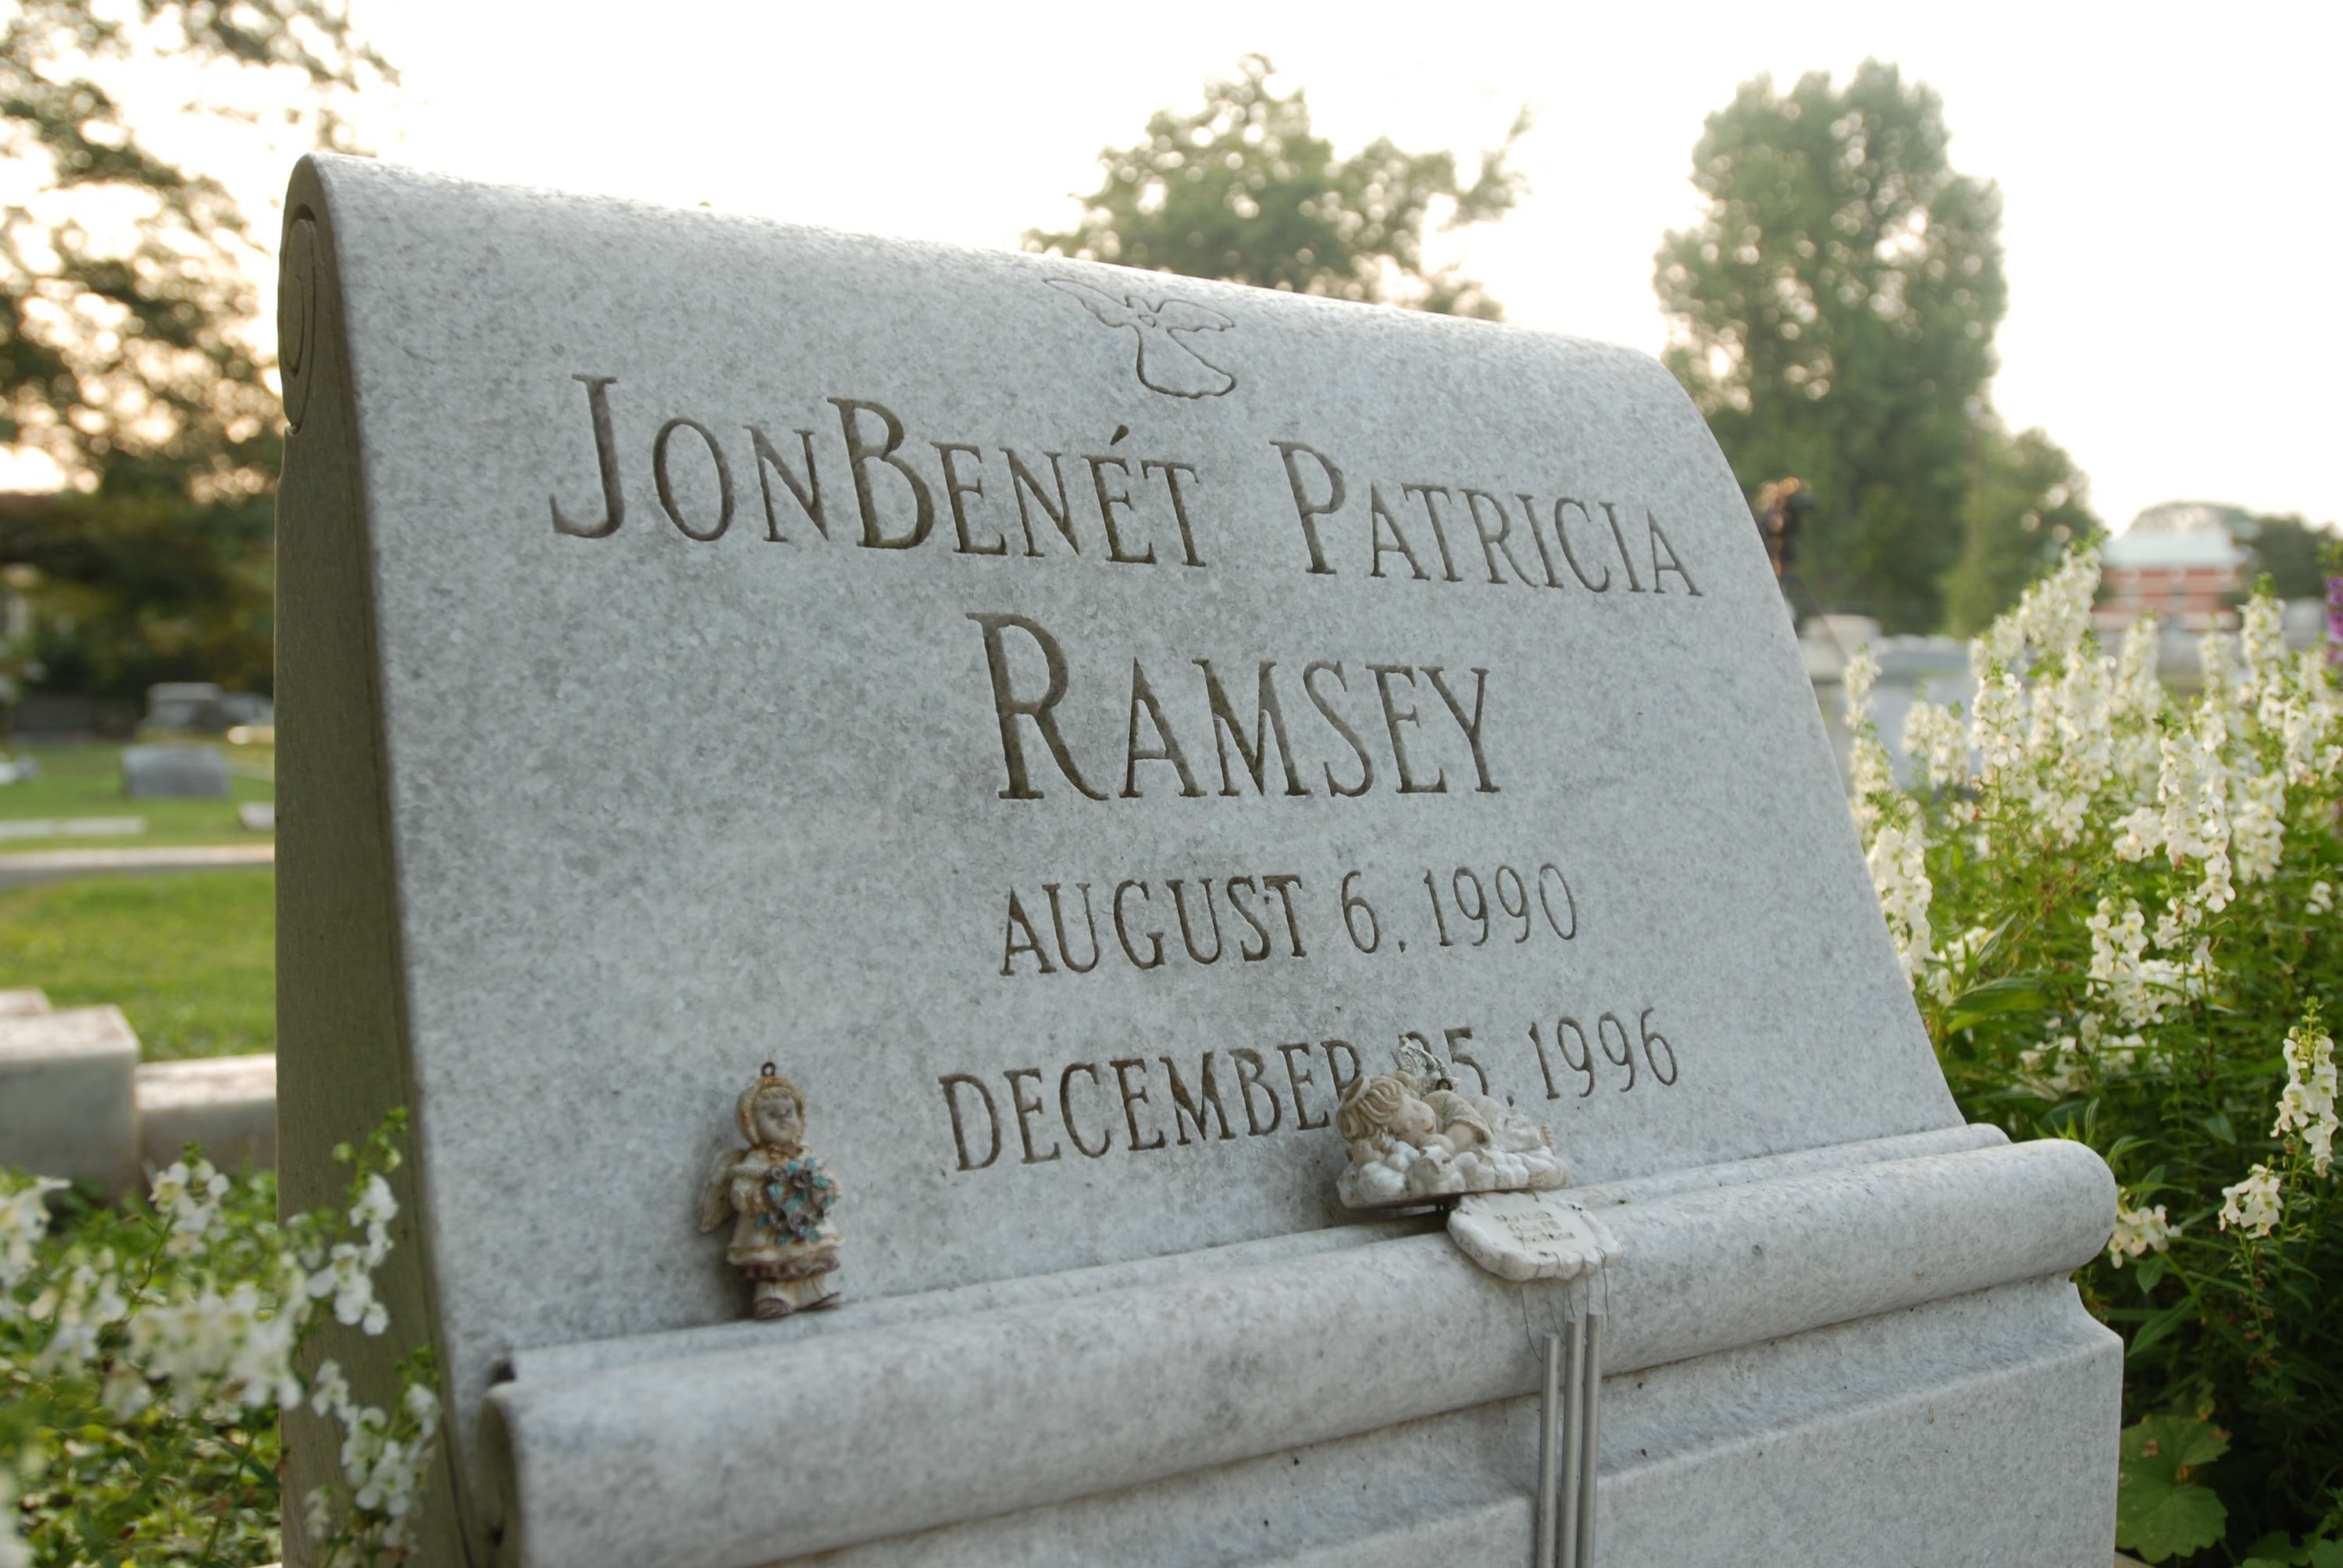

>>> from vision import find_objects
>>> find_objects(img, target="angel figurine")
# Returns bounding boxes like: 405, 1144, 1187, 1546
1332, 1039, 1569, 1209
697, 1064, 843, 1319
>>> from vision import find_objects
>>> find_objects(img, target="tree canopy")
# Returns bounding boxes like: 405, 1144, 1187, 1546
1941, 422, 2101, 636
1026, 55, 1527, 319
2234, 511, 2336, 602
2, 0, 390, 494
0, 0, 390, 700
1656, 59, 2017, 631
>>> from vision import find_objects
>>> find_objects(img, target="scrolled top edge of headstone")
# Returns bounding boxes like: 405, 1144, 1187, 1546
277, 211, 318, 431
695, 1065, 845, 1320
1333, 1039, 1570, 1210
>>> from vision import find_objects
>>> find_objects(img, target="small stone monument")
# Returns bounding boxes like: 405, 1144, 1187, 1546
120, 743, 230, 798
142, 681, 223, 732
276, 155, 2117, 1568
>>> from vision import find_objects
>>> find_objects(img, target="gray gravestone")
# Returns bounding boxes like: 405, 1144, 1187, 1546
276, 155, 2117, 1568
143, 681, 223, 731
120, 743, 230, 798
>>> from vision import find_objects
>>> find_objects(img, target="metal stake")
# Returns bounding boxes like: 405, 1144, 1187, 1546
1535, 1333, 1562, 1568
1558, 1313, 1585, 1568
1574, 1313, 1603, 1568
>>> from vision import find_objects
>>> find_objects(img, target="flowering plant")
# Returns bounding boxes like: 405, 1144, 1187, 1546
1847, 553, 2343, 1563
1, 1114, 438, 1566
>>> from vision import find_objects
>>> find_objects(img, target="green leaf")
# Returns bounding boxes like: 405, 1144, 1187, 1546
2308, 1543, 2343, 1568
2135, 1416, 2228, 1471
2120, 1471, 2227, 1563
2117, 1415, 2230, 1563
2201, 1113, 2237, 1146
2127, 1299, 2197, 1360
1942, 975, 2055, 1034
1950, 975, 2053, 1011
2241, 1529, 2301, 1565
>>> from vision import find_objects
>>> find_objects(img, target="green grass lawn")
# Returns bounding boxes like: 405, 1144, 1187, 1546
0, 740, 273, 853
0, 868, 273, 1060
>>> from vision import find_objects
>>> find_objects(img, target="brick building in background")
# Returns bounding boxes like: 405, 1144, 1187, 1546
2095, 501, 2249, 633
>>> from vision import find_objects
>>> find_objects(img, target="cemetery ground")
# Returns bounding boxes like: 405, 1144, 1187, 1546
0, 745, 287, 1562
0, 740, 275, 853
0, 740, 276, 1060
0, 869, 274, 1060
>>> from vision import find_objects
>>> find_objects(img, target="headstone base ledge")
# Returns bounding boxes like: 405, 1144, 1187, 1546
508, 1122, 2006, 1388
784, 1275, 2117, 1568
483, 1135, 2113, 1568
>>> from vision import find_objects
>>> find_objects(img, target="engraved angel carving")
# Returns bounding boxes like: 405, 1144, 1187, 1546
697, 1065, 843, 1319
1047, 278, 1237, 399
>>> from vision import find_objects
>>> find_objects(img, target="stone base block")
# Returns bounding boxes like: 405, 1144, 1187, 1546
0, 987, 52, 1019
0, 997, 279, 1190
0, 1004, 141, 1193
137, 1055, 278, 1173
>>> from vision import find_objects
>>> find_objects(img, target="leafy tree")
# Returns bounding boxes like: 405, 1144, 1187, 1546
1026, 55, 1527, 319
8, 486, 274, 696
1656, 60, 2007, 632
2234, 511, 2336, 602
1942, 422, 2102, 636
0, 0, 390, 699
2, 0, 390, 491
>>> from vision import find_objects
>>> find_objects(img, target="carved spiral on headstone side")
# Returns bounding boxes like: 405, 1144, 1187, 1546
278, 213, 318, 432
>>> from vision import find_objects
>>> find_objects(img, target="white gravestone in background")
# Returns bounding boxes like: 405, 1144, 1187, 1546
275, 155, 2118, 1568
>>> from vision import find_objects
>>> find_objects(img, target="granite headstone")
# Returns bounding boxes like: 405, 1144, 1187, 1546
120, 743, 230, 798
143, 681, 224, 731
276, 155, 2118, 1568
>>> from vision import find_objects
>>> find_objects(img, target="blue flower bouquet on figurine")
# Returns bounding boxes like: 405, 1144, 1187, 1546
764, 1158, 837, 1244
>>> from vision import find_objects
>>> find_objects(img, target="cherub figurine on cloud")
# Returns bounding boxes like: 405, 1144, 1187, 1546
1334, 1038, 1569, 1210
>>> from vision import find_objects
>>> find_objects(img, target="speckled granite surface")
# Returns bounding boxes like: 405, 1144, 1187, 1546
273, 154, 2114, 1567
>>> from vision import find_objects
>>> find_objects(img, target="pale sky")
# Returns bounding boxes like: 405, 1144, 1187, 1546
39, 1, 2343, 534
